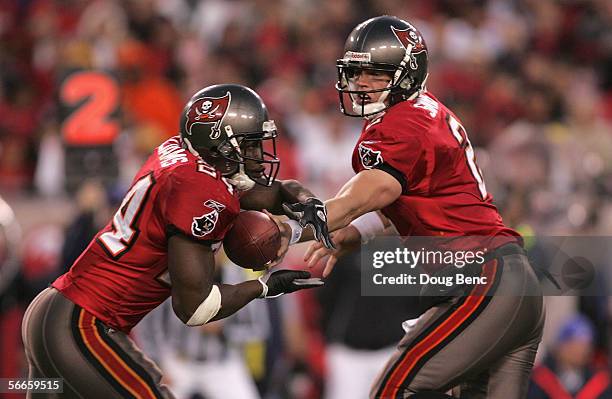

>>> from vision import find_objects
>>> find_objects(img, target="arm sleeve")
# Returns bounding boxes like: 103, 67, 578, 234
360, 127, 429, 194
374, 163, 408, 193
159, 169, 233, 243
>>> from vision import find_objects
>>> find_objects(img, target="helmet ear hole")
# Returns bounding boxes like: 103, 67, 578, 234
400, 76, 413, 90
218, 142, 233, 157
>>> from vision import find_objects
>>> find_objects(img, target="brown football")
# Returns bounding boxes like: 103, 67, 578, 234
223, 211, 281, 270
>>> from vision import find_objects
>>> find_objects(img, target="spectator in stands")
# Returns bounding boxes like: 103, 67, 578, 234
59, 179, 115, 271
528, 315, 611, 399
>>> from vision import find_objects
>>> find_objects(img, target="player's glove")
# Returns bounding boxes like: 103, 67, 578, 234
258, 270, 324, 298
282, 197, 336, 250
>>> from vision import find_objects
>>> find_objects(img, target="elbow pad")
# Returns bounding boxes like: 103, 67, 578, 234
186, 285, 222, 326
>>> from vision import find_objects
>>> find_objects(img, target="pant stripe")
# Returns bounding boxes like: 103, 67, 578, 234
79, 311, 146, 398
377, 259, 501, 398
374, 292, 473, 396
93, 320, 163, 399
71, 308, 136, 398
72, 308, 160, 399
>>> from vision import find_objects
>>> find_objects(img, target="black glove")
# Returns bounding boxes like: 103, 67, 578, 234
282, 197, 336, 249
258, 270, 324, 298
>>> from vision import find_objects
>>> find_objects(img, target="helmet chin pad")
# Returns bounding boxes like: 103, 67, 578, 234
350, 87, 391, 118
227, 170, 256, 191
352, 99, 387, 116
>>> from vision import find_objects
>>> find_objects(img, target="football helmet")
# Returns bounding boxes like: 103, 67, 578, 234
180, 84, 280, 190
336, 15, 429, 117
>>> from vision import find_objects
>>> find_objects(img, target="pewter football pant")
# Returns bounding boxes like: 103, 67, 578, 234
370, 248, 545, 399
22, 287, 174, 399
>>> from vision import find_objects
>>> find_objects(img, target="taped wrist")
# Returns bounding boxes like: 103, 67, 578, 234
186, 285, 222, 326
350, 212, 385, 243
257, 275, 287, 298
286, 219, 303, 245
257, 276, 269, 298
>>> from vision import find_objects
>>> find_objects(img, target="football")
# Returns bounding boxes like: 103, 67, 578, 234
223, 211, 281, 270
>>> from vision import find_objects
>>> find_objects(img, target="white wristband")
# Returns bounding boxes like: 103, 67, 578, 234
286, 219, 303, 245
258, 276, 269, 298
350, 212, 385, 243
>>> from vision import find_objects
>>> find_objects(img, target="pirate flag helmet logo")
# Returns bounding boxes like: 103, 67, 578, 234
184, 92, 231, 140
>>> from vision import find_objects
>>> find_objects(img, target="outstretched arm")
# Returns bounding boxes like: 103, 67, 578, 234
288, 169, 402, 243
303, 211, 396, 276
168, 234, 262, 324
324, 169, 401, 232
266, 168, 401, 265
168, 234, 323, 325
239, 179, 316, 214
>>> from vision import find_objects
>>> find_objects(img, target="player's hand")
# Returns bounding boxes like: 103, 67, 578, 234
282, 197, 336, 250
304, 225, 361, 277
263, 210, 290, 268
258, 270, 324, 298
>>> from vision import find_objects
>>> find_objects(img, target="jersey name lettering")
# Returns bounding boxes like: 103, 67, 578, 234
413, 94, 439, 118
158, 138, 188, 167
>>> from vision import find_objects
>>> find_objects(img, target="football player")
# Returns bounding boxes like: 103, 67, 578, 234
273, 16, 544, 399
21, 84, 324, 399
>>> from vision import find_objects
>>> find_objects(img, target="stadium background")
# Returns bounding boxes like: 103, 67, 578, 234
0, 0, 610, 398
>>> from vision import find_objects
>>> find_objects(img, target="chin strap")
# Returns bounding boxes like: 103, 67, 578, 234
353, 100, 387, 117
182, 137, 200, 157
223, 125, 256, 191
184, 136, 255, 191
227, 164, 256, 191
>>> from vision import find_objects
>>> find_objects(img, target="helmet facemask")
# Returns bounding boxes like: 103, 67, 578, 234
336, 50, 424, 119
336, 62, 411, 118
216, 120, 280, 190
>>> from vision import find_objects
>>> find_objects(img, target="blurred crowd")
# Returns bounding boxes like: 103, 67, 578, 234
2, 0, 611, 226
1, 0, 611, 398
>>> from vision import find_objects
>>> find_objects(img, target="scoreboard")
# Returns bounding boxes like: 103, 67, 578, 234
58, 70, 120, 192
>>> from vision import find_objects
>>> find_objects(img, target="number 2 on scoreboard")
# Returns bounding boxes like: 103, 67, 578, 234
60, 71, 120, 145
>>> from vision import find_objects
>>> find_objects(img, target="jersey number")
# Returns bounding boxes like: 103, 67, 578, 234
99, 174, 154, 258
446, 115, 487, 199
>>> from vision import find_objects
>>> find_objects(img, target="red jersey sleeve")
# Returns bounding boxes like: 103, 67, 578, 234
159, 164, 237, 243
357, 124, 431, 194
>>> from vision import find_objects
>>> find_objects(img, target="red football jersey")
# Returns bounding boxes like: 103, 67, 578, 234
351, 92, 519, 241
53, 136, 240, 332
